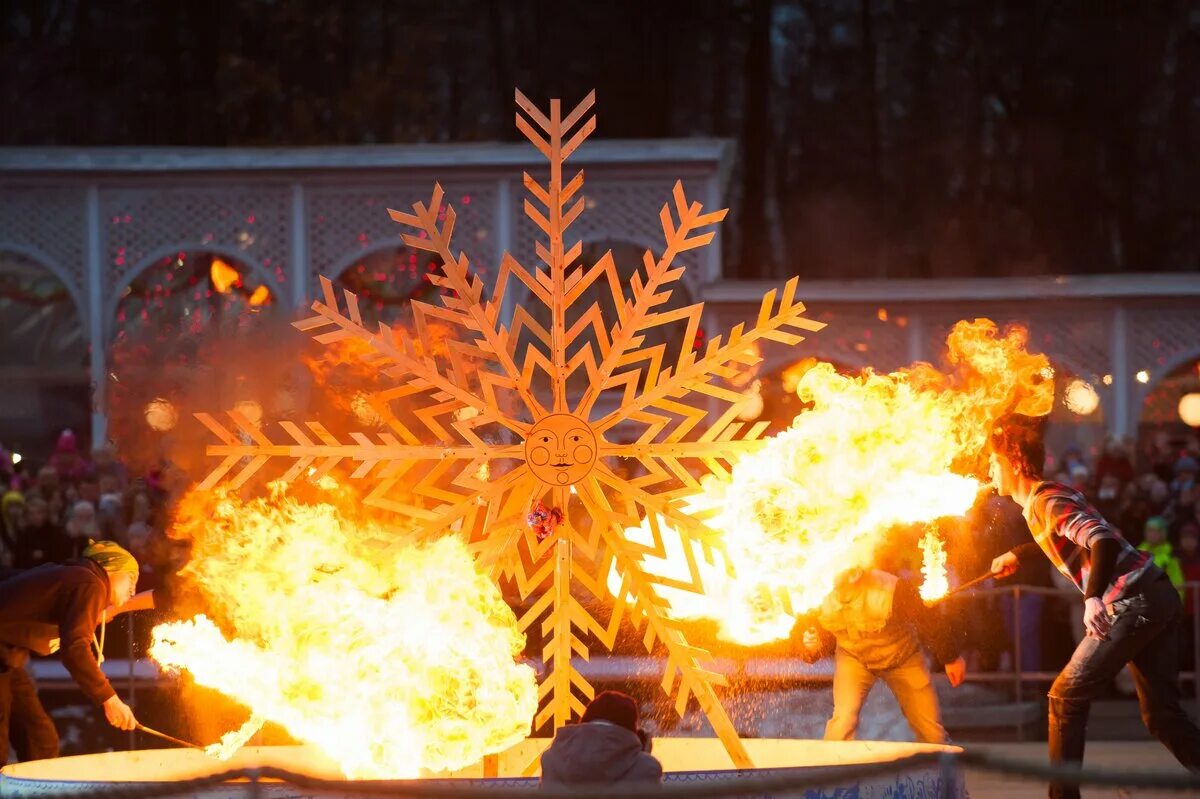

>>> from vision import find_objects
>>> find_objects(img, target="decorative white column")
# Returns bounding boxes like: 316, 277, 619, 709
1111, 305, 1131, 438
496, 177, 516, 326
85, 185, 106, 448
704, 173, 723, 283
289, 183, 308, 309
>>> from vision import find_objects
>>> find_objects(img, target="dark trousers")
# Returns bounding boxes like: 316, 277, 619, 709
0, 665, 59, 765
1047, 576, 1200, 799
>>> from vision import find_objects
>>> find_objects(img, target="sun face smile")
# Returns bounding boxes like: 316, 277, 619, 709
525, 413, 598, 486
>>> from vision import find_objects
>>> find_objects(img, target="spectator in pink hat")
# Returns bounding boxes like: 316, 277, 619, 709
47, 431, 90, 485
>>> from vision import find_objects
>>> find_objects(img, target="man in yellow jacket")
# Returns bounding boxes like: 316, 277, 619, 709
801, 568, 966, 743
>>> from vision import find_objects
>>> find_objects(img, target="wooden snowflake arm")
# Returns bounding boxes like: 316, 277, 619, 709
589, 463, 728, 565
515, 90, 596, 411
521, 539, 594, 732
295, 276, 530, 439
600, 395, 771, 481
574, 183, 726, 420
515, 89, 595, 276
598, 277, 825, 433
574, 480, 751, 767
194, 412, 487, 490
601, 438, 766, 460
386, 188, 546, 420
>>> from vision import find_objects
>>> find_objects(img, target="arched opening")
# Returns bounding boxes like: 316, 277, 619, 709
1137, 355, 1200, 478
106, 251, 280, 455
294, 247, 450, 433
0, 251, 89, 463
330, 245, 443, 329
111, 250, 277, 345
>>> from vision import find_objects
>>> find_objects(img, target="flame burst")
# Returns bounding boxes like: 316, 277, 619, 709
205, 715, 265, 760
150, 482, 536, 778
613, 319, 1051, 645
918, 528, 950, 602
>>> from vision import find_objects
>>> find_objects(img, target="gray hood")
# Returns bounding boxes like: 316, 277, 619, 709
540, 722, 662, 785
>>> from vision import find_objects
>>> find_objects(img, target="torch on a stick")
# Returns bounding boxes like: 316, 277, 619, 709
136, 724, 205, 751
924, 571, 994, 605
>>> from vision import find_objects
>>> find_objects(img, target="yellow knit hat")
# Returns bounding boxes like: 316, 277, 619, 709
83, 540, 139, 578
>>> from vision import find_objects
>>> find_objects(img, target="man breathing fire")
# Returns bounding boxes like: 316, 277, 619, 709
0, 540, 141, 764
988, 414, 1200, 799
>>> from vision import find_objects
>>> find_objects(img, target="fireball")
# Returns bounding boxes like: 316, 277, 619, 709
150, 481, 536, 778
611, 319, 1051, 645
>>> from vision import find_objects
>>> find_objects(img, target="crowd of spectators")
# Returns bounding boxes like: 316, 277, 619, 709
2, 425, 1197, 691
0, 429, 180, 597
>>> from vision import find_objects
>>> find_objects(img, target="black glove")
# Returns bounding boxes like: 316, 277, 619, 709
636, 728, 653, 753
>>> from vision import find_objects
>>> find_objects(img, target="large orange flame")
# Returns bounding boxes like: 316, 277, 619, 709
918, 527, 950, 602
150, 481, 536, 778
611, 319, 1051, 645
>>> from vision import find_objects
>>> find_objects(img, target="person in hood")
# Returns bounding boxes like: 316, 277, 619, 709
540, 690, 662, 785
0, 540, 141, 764
988, 414, 1200, 799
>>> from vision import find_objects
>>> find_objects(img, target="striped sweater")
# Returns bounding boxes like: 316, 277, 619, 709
1018, 481, 1161, 604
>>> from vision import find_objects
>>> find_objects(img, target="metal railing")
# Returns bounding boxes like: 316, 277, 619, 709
938, 579, 1200, 740
31, 582, 1200, 748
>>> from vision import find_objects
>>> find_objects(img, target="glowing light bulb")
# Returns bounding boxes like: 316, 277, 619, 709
232, 400, 263, 426
144, 398, 179, 431
1179, 393, 1200, 428
1063, 380, 1099, 416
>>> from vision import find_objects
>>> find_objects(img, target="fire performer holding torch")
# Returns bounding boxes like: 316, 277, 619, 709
0, 540, 141, 764
988, 414, 1200, 798
800, 567, 966, 743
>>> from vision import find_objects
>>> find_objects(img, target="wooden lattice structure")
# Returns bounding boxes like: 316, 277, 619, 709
191, 90, 830, 767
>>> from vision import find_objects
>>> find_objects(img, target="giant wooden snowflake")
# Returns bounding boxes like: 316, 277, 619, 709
195, 91, 825, 768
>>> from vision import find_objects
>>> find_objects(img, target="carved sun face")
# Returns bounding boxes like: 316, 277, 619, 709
525, 414, 598, 486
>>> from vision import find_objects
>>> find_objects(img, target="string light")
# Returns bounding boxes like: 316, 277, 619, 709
232, 400, 263, 426
144, 398, 179, 431
1179, 393, 1200, 428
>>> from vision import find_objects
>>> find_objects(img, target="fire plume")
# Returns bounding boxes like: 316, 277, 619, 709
205, 715, 265, 760
612, 319, 1051, 645
150, 481, 536, 778
918, 528, 950, 602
